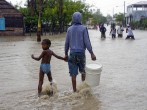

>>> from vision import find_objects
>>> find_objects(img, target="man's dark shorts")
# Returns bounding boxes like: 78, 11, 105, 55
118, 34, 122, 37
68, 52, 86, 76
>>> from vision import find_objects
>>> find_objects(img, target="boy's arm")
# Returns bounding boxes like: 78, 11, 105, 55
52, 51, 65, 60
31, 51, 45, 61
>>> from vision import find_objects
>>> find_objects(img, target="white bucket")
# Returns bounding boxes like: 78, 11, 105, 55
85, 64, 102, 87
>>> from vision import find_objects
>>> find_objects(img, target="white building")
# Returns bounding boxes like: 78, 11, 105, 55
125, 1, 147, 25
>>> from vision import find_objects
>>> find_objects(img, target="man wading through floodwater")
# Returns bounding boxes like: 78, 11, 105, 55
64, 12, 96, 92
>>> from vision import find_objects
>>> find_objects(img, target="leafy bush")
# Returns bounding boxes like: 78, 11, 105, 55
143, 19, 147, 28
130, 19, 147, 29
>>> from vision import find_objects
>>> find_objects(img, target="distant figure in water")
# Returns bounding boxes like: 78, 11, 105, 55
100, 24, 107, 38
126, 25, 135, 40
31, 39, 65, 97
64, 12, 96, 92
110, 26, 116, 39
117, 24, 124, 38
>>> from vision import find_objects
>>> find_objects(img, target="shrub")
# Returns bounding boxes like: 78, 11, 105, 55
143, 19, 147, 28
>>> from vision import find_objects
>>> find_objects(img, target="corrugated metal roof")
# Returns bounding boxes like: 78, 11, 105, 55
0, 0, 22, 15
133, 1, 147, 5
128, 1, 147, 7
0, 0, 16, 9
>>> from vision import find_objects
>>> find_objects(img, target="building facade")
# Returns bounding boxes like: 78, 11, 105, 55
125, 1, 147, 25
0, 0, 24, 36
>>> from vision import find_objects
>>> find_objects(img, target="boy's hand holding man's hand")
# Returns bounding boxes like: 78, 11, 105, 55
31, 54, 34, 59
64, 55, 68, 62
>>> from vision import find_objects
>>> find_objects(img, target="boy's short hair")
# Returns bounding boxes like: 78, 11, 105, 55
42, 39, 51, 46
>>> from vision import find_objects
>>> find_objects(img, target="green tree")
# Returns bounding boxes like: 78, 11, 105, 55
92, 10, 106, 25
19, 7, 29, 16
106, 14, 112, 23
82, 5, 92, 24
115, 13, 124, 23
18, 0, 102, 33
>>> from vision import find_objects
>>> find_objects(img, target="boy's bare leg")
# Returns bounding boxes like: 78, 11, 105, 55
81, 74, 86, 82
72, 76, 77, 92
47, 71, 53, 95
38, 70, 44, 94
47, 71, 53, 83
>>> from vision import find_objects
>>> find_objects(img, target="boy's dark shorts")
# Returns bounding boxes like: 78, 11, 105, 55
68, 52, 86, 76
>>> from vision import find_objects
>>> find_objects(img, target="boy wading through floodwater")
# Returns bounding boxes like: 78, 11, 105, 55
64, 12, 96, 92
110, 27, 116, 39
31, 39, 65, 97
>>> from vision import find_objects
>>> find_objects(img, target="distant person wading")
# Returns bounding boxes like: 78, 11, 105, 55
126, 25, 135, 40
100, 24, 106, 38
117, 25, 124, 38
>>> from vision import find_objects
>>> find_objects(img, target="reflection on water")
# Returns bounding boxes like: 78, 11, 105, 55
0, 29, 147, 110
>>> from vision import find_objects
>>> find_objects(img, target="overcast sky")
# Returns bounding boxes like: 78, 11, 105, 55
85, 0, 142, 16
6, 0, 142, 16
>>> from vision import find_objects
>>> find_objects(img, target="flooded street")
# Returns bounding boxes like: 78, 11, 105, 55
0, 27, 147, 110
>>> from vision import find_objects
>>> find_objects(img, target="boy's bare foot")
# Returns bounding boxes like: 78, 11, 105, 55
38, 93, 41, 97
48, 82, 53, 96
47, 90, 53, 96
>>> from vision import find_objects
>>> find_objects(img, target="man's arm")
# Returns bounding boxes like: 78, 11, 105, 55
83, 27, 93, 54
83, 28, 96, 60
64, 30, 70, 61
65, 30, 70, 56
105, 27, 107, 32
31, 51, 45, 61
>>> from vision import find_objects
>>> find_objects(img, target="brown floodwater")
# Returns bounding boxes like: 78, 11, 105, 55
0, 27, 147, 110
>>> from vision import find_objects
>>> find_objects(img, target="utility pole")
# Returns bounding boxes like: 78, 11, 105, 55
124, 1, 126, 27
59, 0, 63, 33
113, 7, 114, 18
37, 0, 42, 42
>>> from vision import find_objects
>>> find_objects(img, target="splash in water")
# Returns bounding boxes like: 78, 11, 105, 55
39, 82, 58, 99
58, 81, 92, 102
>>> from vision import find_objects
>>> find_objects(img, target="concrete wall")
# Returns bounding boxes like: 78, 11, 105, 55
0, 27, 24, 36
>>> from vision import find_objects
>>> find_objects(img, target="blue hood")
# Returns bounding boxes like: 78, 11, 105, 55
65, 12, 93, 55
72, 12, 82, 24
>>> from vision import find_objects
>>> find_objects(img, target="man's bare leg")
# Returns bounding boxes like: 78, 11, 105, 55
72, 76, 77, 92
81, 74, 86, 81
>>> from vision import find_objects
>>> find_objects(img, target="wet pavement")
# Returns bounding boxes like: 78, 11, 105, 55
0, 26, 147, 110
